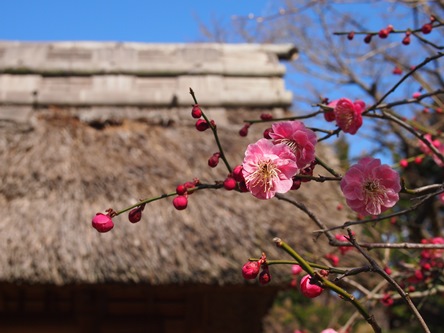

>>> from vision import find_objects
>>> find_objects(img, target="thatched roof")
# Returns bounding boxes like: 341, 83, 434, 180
0, 42, 348, 286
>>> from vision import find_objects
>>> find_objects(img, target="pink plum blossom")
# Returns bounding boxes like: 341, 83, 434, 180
321, 329, 338, 333
333, 98, 365, 134
269, 121, 317, 169
242, 138, 298, 199
340, 157, 401, 216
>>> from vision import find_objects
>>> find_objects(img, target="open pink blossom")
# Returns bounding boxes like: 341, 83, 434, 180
269, 121, 317, 169
321, 329, 338, 333
333, 98, 365, 134
242, 138, 298, 199
340, 157, 401, 216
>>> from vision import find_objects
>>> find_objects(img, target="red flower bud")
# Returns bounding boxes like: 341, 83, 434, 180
208, 152, 221, 168
392, 66, 403, 75
191, 104, 202, 118
195, 119, 209, 131
232, 165, 244, 182
402, 34, 411, 45
381, 293, 394, 306
239, 123, 250, 137
378, 29, 389, 39
323, 110, 336, 122
223, 176, 237, 190
263, 127, 272, 139
347, 31, 355, 40
259, 267, 271, 285
399, 159, 408, 168
421, 23, 433, 34
176, 184, 187, 195
242, 261, 260, 280
364, 34, 373, 44
92, 213, 114, 233
173, 195, 188, 210
260, 113, 273, 120
128, 204, 145, 223
300, 274, 323, 298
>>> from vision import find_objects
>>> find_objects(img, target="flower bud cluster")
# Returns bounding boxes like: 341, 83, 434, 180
241, 253, 271, 285
172, 180, 199, 210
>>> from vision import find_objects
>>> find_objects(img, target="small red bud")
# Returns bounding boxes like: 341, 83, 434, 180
384, 266, 392, 275
242, 261, 260, 280
430, 15, 436, 22
208, 152, 221, 168
191, 104, 202, 118
291, 264, 302, 275
387, 25, 394, 33
325, 254, 339, 267
223, 177, 237, 191
259, 267, 271, 285
402, 34, 411, 45
412, 92, 421, 99
421, 23, 433, 34
378, 28, 389, 39
209, 120, 216, 128
173, 195, 188, 210
347, 31, 355, 40
263, 127, 272, 139
381, 293, 394, 306
195, 119, 209, 131
323, 110, 335, 122
260, 113, 273, 120
392, 66, 403, 75
128, 204, 145, 223
232, 165, 244, 182
239, 123, 250, 137
399, 159, 408, 168
176, 184, 187, 195
364, 34, 373, 44
92, 213, 114, 233
291, 179, 302, 190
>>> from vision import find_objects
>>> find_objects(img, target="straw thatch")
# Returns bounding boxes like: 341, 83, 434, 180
0, 42, 348, 286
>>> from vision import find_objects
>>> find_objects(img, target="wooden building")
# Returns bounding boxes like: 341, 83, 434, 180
0, 41, 347, 332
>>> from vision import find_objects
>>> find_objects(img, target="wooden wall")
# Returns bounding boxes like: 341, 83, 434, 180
0, 283, 278, 333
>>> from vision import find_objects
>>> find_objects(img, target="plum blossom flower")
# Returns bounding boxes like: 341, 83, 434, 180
333, 98, 365, 134
340, 157, 401, 216
242, 138, 299, 199
321, 329, 338, 333
269, 121, 317, 169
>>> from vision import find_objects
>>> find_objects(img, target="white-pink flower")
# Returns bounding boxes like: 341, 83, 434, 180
340, 157, 401, 216
242, 138, 298, 199
269, 121, 317, 169
333, 98, 364, 134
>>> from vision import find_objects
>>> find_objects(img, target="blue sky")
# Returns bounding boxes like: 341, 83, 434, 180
0, 0, 270, 42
